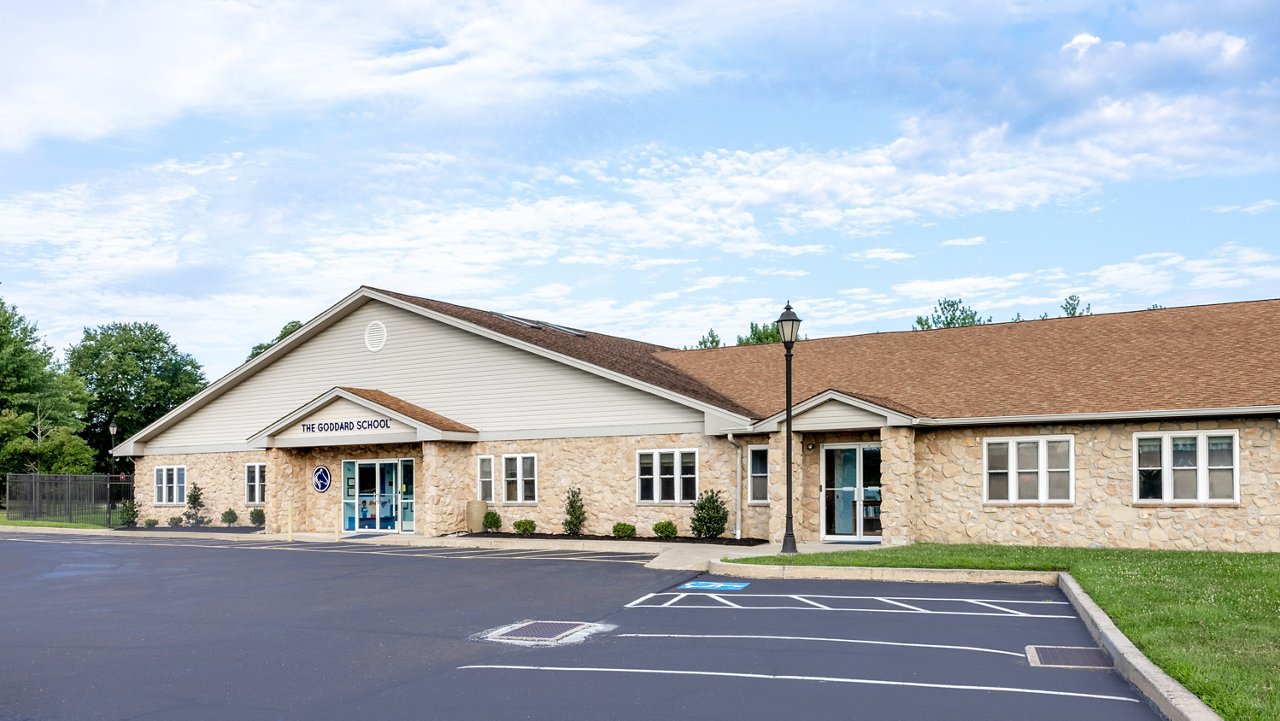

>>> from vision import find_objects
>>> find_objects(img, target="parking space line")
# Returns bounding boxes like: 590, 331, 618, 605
967, 600, 1029, 616
876, 597, 930, 612
616, 633, 1026, 657
458, 665, 1141, 704
660, 593, 688, 607
629, 592, 1076, 618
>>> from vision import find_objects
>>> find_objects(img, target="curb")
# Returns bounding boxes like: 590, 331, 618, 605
0, 525, 268, 542
1058, 573, 1221, 721
708, 560, 1059, 585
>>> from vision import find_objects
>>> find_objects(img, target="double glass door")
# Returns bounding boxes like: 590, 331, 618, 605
822, 445, 882, 540
342, 459, 414, 533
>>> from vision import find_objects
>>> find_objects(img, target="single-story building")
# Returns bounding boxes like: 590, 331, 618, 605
115, 287, 1280, 551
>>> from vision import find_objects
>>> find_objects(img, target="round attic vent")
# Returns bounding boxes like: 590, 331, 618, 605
364, 321, 387, 352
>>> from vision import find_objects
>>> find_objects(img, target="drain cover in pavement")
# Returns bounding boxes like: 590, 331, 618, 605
491, 621, 589, 641
1026, 645, 1112, 668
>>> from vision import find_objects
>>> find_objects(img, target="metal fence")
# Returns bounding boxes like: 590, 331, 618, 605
4, 474, 135, 527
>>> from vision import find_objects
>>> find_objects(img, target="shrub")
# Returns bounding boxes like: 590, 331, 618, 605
183, 484, 209, 527
117, 499, 138, 527
482, 510, 502, 532
513, 519, 536, 536
690, 489, 729, 539
612, 522, 636, 538
143, 518, 159, 528
562, 487, 586, 535
249, 508, 266, 527
220, 509, 238, 527
652, 520, 677, 539
167, 516, 183, 527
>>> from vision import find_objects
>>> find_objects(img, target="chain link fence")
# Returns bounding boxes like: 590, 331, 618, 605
4, 474, 135, 527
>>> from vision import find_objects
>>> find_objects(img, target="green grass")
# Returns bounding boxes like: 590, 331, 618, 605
732, 544, 1280, 721
0, 518, 109, 529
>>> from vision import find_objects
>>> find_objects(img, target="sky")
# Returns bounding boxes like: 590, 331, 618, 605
2, 0, 1278, 381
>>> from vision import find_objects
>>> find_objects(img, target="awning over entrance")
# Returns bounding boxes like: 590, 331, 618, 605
247, 386, 478, 448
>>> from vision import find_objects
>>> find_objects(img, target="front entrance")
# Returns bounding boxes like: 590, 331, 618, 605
821, 444, 882, 541
342, 459, 415, 533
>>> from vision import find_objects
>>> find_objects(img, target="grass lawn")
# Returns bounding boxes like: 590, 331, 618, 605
732, 544, 1279, 721
0, 518, 109, 529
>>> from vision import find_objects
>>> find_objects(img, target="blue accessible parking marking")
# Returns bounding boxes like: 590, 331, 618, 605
679, 581, 749, 591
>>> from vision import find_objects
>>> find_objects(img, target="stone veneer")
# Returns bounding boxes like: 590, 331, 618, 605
134, 451, 269, 526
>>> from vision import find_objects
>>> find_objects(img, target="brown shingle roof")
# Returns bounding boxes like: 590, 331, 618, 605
339, 387, 477, 433
657, 299, 1280, 420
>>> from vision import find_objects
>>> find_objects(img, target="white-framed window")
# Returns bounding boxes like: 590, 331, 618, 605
748, 446, 769, 504
637, 449, 698, 503
477, 455, 494, 502
154, 466, 186, 505
1133, 431, 1239, 503
983, 436, 1073, 503
502, 454, 537, 503
245, 463, 266, 505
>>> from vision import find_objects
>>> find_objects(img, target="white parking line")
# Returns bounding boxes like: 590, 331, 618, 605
627, 592, 1074, 618
458, 665, 1140, 704
616, 633, 1026, 657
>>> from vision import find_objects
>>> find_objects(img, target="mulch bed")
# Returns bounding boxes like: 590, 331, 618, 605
461, 532, 767, 546
116, 525, 264, 534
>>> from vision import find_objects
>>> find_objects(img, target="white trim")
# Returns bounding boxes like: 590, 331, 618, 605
153, 465, 187, 506
1131, 430, 1240, 504
244, 462, 266, 505
751, 391, 912, 433
477, 455, 494, 502
246, 386, 478, 447
501, 453, 538, 504
919, 405, 1280, 427
636, 448, 700, 504
746, 445, 769, 505
982, 435, 1075, 505
818, 443, 882, 541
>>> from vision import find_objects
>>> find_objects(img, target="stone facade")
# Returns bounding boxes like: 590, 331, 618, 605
134, 451, 270, 527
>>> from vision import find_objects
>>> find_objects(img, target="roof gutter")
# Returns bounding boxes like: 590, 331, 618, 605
913, 405, 1280, 427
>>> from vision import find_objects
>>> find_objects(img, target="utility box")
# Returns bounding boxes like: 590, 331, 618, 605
465, 500, 488, 532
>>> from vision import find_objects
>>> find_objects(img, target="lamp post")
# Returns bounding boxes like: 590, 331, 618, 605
108, 421, 117, 476
777, 302, 802, 555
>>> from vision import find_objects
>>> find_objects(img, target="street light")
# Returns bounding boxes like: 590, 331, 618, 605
777, 302, 802, 555
108, 421, 117, 476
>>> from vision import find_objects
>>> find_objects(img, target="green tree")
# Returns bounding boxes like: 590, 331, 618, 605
691, 328, 722, 349
913, 298, 992, 330
246, 320, 303, 361
1060, 295, 1092, 317
66, 322, 207, 473
736, 320, 783, 345
0, 297, 93, 476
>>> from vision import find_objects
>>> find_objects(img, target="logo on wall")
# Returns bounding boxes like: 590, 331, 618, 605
312, 466, 332, 493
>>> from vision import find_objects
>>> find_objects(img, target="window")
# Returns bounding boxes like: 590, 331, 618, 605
637, 450, 698, 503
984, 436, 1073, 503
245, 463, 266, 505
503, 454, 536, 503
477, 456, 494, 502
154, 466, 186, 505
748, 446, 769, 503
1133, 431, 1238, 503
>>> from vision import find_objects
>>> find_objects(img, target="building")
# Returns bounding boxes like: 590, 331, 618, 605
115, 287, 1280, 551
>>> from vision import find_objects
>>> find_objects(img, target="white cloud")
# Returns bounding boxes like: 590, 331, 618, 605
849, 247, 913, 262
940, 235, 986, 247
1211, 199, 1278, 215
754, 268, 809, 277
892, 274, 1025, 300
1062, 33, 1101, 59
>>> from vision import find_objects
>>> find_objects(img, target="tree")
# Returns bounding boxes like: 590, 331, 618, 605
913, 298, 992, 330
691, 328, 722, 349
0, 297, 93, 477
247, 320, 303, 361
1061, 295, 1092, 317
66, 322, 207, 473
737, 321, 783, 345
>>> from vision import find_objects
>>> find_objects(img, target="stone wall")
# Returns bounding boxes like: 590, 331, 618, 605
134, 451, 269, 527
263, 443, 423, 535
907, 418, 1280, 551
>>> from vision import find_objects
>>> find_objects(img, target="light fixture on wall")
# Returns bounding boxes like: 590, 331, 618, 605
778, 302, 802, 555
805, 443, 815, 450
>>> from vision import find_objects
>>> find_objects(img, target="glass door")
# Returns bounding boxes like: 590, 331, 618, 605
399, 459, 415, 534
822, 444, 883, 540
342, 460, 402, 532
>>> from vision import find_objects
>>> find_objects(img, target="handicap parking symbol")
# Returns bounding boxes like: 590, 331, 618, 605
678, 581, 749, 591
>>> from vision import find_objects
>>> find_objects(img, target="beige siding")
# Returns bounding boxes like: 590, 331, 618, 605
146, 302, 702, 452
791, 400, 885, 431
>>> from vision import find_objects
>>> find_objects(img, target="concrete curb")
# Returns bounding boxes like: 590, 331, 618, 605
708, 560, 1059, 585
0, 524, 270, 542
1058, 573, 1222, 721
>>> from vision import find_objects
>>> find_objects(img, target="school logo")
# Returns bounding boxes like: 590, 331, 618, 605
312, 466, 332, 493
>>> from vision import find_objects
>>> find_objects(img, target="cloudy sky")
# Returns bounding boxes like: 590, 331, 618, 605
2, 1, 1278, 380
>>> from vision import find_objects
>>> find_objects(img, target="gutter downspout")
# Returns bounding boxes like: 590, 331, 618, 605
729, 432, 742, 539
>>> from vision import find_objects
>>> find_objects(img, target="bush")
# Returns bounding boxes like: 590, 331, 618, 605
653, 520, 677, 539
220, 509, 238, 527
562, 487, 586, 535
183, 484, 209, 527
482, 510, 502, 532
144, 518, 159, 528
612, 522, 636, 538
690, 489, 729, 539
117, 499, 138, 527
249, 508, 266, 527
513, 519, 536, 536
167, 516, 183, 527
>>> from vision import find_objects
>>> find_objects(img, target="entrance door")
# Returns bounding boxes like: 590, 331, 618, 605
343, 459, 407, 533
822, 444, 883, 540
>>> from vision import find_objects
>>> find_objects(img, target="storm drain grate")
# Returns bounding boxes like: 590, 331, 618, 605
489, 621, 592, 642
1026, 645, 1112, 669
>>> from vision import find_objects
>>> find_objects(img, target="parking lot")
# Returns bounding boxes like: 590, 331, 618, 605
0, 534, 1160, 720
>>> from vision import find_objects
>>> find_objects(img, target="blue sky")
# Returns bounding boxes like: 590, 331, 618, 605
2, 1, 1278, 379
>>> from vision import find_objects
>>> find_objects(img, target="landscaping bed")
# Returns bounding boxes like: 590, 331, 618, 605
461, 531, 767, 546
732, 543, 1279, 721
116, 524, 263, 534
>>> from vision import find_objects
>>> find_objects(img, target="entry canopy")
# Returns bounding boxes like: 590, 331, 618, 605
248, 387, 478, 448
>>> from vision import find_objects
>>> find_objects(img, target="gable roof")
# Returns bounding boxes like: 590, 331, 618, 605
338, 387, 476, 433
247, 386, 478, 447
658, 298, 1280, 422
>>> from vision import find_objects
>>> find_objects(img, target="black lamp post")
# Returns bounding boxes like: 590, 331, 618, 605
108, 421, 117, 476
777, 302, 802, 555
